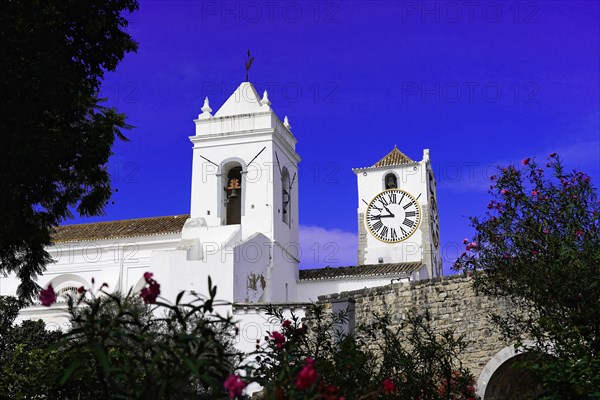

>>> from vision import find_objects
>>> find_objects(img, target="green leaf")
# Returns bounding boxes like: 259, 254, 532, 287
176, 291, 184, 305
92, 341, 111, 373
59, 357, 82, 385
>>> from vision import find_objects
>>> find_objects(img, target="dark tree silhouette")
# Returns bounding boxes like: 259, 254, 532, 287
0, 0, 139, 301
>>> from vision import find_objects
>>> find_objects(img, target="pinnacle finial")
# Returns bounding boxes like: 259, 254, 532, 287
201, 97, 212, 113
198, 96, 213, 119
283, 115, 291, 130
260, 90, 271, 106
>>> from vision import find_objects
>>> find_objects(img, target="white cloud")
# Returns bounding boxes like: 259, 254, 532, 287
299, 225, 357, 269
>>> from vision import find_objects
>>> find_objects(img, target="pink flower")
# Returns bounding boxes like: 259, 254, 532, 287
462, 238, 469, 245
522, 158, 530, 165
383, 378, 395, 393
296, 358, 319, 390
501, 189, 508, 195
140, 272, 161, 304
531, 190, 538, 196
77, 286, 86, 294
543, 229, 549, 234
531, 250, 539, 256
282, 319, 292, 329
143, 272, 154, 284
549, 152, 557, 158
271, 331, 286, 349
576, 230, 583, 237
39, 284, 57, 306
465, 242, 478, 251
502, 254, 509, 260
223, 374, 246, 399
140, 283, 160, 304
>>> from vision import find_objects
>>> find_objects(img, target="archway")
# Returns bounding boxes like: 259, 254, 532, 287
225, 164, 242, 225
384, 172, 397, 189
478, 345, 547, 399
281, 167, 290, 225
46, 274, 90, 303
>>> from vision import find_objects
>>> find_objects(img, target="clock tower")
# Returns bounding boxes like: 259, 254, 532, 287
354, 147, 441, 279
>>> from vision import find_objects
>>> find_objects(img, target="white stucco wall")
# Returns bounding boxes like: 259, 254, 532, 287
232, 303, 309, 354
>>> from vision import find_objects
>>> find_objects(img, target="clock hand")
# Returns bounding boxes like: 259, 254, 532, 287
381, 204, 395, 218
373, 213, 394, 219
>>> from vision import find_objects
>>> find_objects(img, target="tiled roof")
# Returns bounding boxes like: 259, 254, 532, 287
372, 146, 413, 167
51, 215, 189, 243
299, 262, 423, 281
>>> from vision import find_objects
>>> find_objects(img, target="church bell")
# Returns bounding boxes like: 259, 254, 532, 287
225, 177, 241, 199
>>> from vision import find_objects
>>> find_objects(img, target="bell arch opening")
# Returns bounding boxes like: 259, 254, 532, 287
224, 163, 242, 225
384, 172, 398, 189
282, 167, 291, 225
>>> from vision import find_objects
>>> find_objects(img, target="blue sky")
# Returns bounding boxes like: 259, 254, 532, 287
70, 1, 599, 274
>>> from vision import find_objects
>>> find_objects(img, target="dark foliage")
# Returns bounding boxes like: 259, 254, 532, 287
249, 305, 478, 399
454, 155, 600, 399
0, 0, 139, 301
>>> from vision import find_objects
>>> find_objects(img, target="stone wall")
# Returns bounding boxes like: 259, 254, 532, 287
317, 275, 512, 378
357, 212, 367, 265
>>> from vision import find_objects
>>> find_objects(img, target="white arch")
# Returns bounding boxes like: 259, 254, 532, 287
132, 275, 147, 294
476, 341, 535, 398
45, 273, 90, 303
219, 156, 247, 173
46, 273, 89, 291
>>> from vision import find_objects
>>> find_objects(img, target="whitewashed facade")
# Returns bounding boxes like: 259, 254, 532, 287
0, 81, 442, 353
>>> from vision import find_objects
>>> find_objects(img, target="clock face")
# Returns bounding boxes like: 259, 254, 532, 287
365, 189, 421, 243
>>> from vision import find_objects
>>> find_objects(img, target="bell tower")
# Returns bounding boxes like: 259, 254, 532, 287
189, 82, 300, 245
354, 147, 442, 279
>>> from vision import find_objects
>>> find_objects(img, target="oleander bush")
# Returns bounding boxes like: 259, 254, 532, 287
454, 154, 600, 399
0, 273, 478, 399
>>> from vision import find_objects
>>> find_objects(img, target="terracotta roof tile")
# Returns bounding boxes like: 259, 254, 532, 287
299, 262, 422, 281
51, 215, 189, 243
372, 146, 413, 168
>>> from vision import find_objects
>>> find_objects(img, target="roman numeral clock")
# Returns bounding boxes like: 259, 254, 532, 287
365, 189, 420, 243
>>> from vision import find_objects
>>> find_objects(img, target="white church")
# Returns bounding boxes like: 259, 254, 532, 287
0, 81, 442, 352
